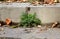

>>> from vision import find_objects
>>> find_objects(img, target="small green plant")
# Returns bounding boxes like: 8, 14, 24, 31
20, 12, 41, 27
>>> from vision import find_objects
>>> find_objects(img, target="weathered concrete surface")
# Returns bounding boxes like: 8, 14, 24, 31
0, 7, 60, 23
0, 7, 26, 22
29, 7, 60, 23
0, 27, 60, 39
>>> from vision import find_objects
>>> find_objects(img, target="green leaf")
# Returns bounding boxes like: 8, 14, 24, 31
20, 12, 41, 27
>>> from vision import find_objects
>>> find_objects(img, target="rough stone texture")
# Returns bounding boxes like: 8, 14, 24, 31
0, 7, 26, 22
0, 27, 60, 39
0, 7, 60, 23
0, 3, 60, 24
29, 7, 60, 23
